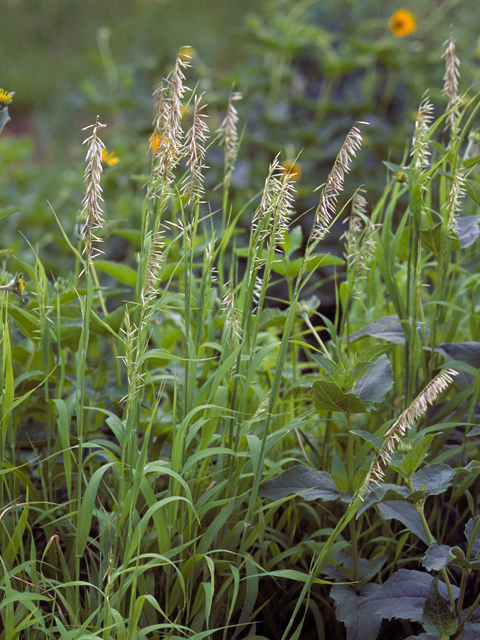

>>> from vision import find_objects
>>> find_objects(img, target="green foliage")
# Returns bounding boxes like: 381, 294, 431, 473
2, 12, 480, 640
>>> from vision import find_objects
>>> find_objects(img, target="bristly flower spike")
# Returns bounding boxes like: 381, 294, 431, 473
369, 368, 458, 485
218, 90, 242, 183
181, 92, 209, 206
411, 95, 434, 177
151, 53, 190, 191
80, 116, 107, 266
312, 122, 366, 244
442, 35, 461, 141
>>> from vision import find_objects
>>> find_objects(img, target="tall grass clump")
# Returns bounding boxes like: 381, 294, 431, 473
1, 36, 480, 640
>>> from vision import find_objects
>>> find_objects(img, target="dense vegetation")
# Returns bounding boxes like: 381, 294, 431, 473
1, 2, 480, 639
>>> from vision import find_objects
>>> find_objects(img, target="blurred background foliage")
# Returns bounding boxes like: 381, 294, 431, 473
1, 0, 480, 278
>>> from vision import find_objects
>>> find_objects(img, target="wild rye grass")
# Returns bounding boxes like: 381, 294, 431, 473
1, 39, 480, 640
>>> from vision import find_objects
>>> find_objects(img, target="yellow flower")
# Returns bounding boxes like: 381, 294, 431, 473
149, 132, 162, 154
0, 273, 26, 298
0, 89, 14, 105
389, 9, 416, 38
179, 46, 195, 62
101, 147, 120, 166
280, 160, 302, 181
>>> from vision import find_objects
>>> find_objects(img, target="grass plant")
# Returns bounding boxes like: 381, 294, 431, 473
1, 36, 480, 640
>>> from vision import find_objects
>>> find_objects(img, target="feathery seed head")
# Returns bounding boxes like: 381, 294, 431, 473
370, 368, 458, 484
313, 124, 365, 242
222, 281, 242, 346
442, 36, 461, 138
80, 117, 107, 264
181, 92, 210, 206
411, 96, 434, 176
218, 91, 242, 182
151, 54, 190, 190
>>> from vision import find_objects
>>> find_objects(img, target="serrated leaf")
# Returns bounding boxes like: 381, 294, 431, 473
310, 353, 340, 380
259, 465, 340, 502
331, 583, 382, 640
354, 355, 393, 405
377, 501, 430, 545
422, 542, 453, 571
359, 569, 459, 622
312, 380, 366, 414
411, 463, 454, 496
94, 259, 137, 286
358, 344, 395, 362
401, 434, 437, 477
422, 577, 458, 639
465, 515, 480, 556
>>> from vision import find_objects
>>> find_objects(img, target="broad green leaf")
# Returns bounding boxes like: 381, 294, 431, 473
8, 305, 42, 342
422, 542, 453, 571
113, 228, 142, 247
330, 583, 382, 640
420, 222, 454, 255
465, 515, 480, 556
437, 342, 480, 388
357, 344, 395, 362
359, 569, 459, 622
354, 354, 393, 406
359, 555, 388, 583
455, 216, 480, 248
350, 429, 384, 451
94, 259, 137, 286
422, 577, 458, 639
310, 353, 340, 380
331, 455, 348, 493
312, 380, 366, 414
376, 501, 430, 545
448, 546, 480, 570
401, 434, 437, 477
259, 465, 340, 502
383, 160, 407, 175
411, 463, 454, 496
279, 224, 303, 256
357, 483, 410, 517
0, 206, 20, 222
465, 178, 480, 207
349, 315, 429, 345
